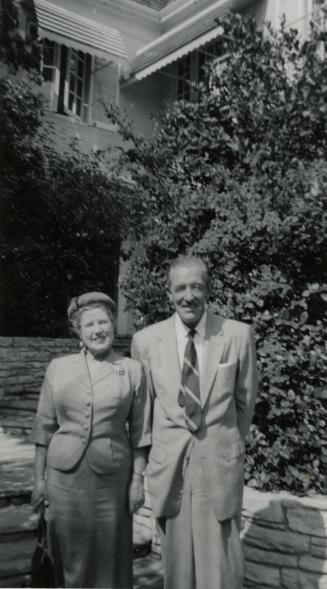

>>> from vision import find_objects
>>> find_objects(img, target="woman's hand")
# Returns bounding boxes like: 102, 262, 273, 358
128, 474, 145, 513
31, 479, 47, 512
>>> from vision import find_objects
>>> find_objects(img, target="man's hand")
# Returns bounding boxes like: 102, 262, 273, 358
128, 474, 145, 513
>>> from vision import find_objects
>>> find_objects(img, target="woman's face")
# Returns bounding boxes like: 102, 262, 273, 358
79, 306, 114, 359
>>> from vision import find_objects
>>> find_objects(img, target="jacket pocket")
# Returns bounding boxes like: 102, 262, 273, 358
219, 439, 245, 462
148, 444, 166, 464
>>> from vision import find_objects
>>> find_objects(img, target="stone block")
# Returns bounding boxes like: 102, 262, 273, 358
244, 560, 280, 587
0, 338, 14, 347
3, 384, 25, 395
20, 350, 49, 361
299, 555, 327, 574
244, 544, 297, 568
17, 375, 38, 385
0, 363, 26, 372
0, 377, 18, 386
311, 537, 327, 559
0, 557, 30, 577
282, 568, 327, 589
0, 574, 30, 587
244, 523, 310, 553
0, 537, 35, 563
243, 488, 286, 525
0, 505, 38, 535
287, 506, 327, 538
283, 495, 327, 511
1, 350, 22, 362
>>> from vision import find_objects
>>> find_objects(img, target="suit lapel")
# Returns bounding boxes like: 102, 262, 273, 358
201, 312, 225, 407
156, 317, 181, 398
75, 350, 91, 390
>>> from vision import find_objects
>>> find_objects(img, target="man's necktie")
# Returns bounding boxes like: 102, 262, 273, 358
178, 329, 202, 432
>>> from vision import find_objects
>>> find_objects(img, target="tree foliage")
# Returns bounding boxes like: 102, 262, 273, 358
107, 14, 327, 494
0, 0, 130, 336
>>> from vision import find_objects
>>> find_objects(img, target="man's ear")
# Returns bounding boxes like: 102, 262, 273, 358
167, 288, 173, 305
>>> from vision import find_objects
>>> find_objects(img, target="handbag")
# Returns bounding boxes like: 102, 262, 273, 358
31, 511, 55, 588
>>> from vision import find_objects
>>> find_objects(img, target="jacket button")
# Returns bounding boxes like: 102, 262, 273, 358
85, 399, 91, 406
83, 423, 89, 430
82, 438, 87, 445
84, 411, 90, 418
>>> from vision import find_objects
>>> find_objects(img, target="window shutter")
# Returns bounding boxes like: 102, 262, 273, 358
91, 57, 119, 124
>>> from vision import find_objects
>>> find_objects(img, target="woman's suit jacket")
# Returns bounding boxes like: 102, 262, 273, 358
32, 350, 151, 473
131, 311, 258, 522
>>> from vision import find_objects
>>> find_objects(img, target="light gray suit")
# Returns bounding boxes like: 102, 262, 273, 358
132, 310, 258, 589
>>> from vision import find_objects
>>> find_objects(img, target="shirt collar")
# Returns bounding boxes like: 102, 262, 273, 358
175, 310, 207, 340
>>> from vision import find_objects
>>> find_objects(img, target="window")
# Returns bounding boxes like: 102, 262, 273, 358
40, 39, 119, 125
313, 0, 327, 29
177, 54, 191, 100
176, 38, 225, 100
67, 49, 88, 118
198, 39, 224, 82
41, 39, 91, 122
42, 39, 57, 83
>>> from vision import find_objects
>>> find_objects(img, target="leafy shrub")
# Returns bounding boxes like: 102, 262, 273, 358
0, 1, 130, 336
107, 14, 327, 494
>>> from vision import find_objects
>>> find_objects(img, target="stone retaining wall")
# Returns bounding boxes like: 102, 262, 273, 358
135, 486, 327, 589
0, 336, 130, 397
242, 487, 327, 589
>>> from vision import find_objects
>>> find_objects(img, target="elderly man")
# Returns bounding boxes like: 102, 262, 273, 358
131, 255, 258, 589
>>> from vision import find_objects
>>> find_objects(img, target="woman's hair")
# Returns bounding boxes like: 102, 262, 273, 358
67, 292, 115, 337
69, 302, 114, 337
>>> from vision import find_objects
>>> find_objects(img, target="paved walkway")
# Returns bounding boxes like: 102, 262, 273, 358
0, 429, 163, 588
0, 431, 34, 497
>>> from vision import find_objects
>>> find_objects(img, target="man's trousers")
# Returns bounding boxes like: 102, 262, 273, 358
157, 450, 243, 589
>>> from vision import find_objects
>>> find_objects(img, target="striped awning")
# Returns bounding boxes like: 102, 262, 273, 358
33, 0, 128, 63
132, 0, 254, 80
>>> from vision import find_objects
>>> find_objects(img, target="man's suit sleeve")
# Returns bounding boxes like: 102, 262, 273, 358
129, 361, 152, 449
131, 333, 156, 402
235, 324, 258, 441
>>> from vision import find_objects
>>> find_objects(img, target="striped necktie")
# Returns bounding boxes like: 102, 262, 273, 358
178, 329, 202, 432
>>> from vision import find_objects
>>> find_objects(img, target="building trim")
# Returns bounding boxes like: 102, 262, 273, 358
33, 0, 128, 62
131, 0, 254, 79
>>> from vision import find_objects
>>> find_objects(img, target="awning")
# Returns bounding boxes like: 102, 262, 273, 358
132, 0, 254, 80
33, 0, 128, 63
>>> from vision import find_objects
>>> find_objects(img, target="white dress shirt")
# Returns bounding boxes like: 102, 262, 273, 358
175, 310, 207, 403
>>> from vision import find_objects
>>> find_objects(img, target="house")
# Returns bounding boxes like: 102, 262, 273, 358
22, 0, 322, 151
17, 0, 325, 333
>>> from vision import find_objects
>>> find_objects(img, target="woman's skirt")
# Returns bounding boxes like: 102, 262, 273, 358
46, 455, 132, 588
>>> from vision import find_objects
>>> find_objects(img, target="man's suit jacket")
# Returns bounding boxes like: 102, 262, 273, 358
32, 350, 151, 473
131, 311, 258, 522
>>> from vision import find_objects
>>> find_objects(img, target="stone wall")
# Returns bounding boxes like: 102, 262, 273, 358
134, 486, 327, 589
242, 487, 327, 589
0, 336, 131, 398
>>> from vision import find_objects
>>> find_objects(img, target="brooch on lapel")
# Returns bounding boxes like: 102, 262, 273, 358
114, 366, 125, 376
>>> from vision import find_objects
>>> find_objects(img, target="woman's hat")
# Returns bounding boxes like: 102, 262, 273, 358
67, 291, 116, 320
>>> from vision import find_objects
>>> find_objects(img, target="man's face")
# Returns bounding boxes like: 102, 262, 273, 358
168, 264, 208, 328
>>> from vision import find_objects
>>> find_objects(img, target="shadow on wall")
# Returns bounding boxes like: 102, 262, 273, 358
242, 491, 327, 589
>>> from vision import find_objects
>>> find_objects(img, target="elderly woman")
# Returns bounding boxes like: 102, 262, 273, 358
31, 292, 151, 588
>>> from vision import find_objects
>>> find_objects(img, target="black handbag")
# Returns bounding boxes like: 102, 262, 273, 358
31, 512, 55, 588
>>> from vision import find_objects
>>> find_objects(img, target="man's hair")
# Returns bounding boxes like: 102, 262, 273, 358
167, 255, 209, 289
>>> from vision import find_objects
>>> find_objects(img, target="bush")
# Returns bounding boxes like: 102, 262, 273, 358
107, 14, 327, 494
0, 1, 131, 336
